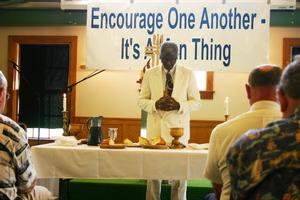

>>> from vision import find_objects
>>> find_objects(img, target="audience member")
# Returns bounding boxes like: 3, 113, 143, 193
0, 70, 54, 200
203, 65, 282, 200
227, 55, 300, 199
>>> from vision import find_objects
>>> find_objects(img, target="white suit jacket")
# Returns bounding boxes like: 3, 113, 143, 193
138, 65, 201, 145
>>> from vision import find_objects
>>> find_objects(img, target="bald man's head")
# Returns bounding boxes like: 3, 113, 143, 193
246, 64, 282, 105
248, 65, 282, 87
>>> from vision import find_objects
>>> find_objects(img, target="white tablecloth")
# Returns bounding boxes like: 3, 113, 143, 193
31, 143, 208, 180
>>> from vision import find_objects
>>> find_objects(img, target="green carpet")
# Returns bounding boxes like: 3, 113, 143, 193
61, 179, 212, 200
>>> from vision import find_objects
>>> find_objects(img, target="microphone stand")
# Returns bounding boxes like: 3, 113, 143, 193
8, 60, 42, 144
62, 69, 106, 136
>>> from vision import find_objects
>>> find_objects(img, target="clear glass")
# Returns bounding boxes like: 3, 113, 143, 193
108, 128, 118, 141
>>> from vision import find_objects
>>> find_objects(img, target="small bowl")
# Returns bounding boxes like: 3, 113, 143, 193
69, 124, 84, 137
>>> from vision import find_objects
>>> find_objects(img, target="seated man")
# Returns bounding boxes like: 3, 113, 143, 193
203, 64, 282, 200
0, 70, 54, 200
227, 55, 300, 200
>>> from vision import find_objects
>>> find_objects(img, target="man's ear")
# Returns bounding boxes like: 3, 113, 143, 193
245, 84, 251, 100
0, 88, 3, 98
278, 89, 288, 113
0, 88, 4, 105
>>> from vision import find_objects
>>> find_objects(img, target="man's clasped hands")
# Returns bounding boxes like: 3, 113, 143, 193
155, 95, 180, 111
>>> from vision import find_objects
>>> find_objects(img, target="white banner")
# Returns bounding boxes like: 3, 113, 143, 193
86, 2, 270, 72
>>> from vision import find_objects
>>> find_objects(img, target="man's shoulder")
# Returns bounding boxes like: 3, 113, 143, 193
176, 65, 193, 73
227, 117, 300, 197
0, 114, 21, 133
210, 115, 252, 146
229, 118, 287, 153
212, 111, 265, 135
146, 65, 161, 72
0, 115, 27, 148
215, 104, 281, 130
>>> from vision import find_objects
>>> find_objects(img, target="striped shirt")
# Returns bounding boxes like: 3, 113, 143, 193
0, 114, 36, 200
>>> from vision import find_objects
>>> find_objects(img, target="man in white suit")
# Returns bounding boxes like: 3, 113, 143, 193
138, 42, 201, 200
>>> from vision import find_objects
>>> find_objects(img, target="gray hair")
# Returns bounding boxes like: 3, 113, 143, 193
0, 70, 7, 90
278, 55, 300, 99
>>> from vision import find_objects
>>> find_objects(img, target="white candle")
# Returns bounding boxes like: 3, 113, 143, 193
224, 96, 229, 115
63, 93, 67, 112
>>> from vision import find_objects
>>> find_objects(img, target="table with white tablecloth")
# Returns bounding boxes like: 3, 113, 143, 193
31, 143, 208, 196
31, 143, 208, 180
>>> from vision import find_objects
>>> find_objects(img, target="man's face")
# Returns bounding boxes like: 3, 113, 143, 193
161, 58, 177, 71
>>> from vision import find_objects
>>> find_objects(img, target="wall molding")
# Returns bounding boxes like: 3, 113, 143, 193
0, 9, 299, 27
72, 116, 223, 144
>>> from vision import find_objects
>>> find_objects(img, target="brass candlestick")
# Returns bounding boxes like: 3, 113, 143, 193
224, 114, 229, 121
62, 111, 69, 136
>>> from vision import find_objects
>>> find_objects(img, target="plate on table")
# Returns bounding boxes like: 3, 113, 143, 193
99, 144, 126, 149
186, 143, 209, 150
125, 143, 141, 147
142, 144, 169, 149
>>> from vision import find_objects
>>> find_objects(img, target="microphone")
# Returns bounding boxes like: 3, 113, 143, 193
8, 59, 42, 144
62, 68, 106, 134
8, 60, 21, 73
8, 59, 17, 66
63, 69, 106, 93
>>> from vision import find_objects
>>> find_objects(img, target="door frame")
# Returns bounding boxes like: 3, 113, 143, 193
8, 36, 77, 123
283, 38, 300, 68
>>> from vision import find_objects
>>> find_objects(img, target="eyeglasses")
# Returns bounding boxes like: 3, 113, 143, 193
6, 93, 10, 100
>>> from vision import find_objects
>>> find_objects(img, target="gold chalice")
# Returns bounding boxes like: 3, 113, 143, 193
170, 128, 185, 149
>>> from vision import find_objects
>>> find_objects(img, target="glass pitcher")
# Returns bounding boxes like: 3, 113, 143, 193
87, 116, 103, 146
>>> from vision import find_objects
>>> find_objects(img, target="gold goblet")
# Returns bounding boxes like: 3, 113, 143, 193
170, 128, 185, 149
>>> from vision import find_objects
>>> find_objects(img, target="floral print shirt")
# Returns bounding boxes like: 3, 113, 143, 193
227, 107, 300, 200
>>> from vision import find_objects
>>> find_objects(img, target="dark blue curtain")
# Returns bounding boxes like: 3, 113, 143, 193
19, 44, 69, 128
292, 47, 300, 61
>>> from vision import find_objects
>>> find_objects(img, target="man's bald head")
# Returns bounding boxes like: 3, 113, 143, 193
248, 64, 282, 87
246, 64, 282, 105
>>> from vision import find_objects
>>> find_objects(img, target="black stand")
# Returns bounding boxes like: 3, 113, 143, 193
9, 60, 42, 144
62, 69, 106, 134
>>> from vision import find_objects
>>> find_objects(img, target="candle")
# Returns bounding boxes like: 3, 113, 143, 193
224, 96, 229, 115
63, 93, 67, 112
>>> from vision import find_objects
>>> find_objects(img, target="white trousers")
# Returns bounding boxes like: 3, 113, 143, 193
17, 186, 56, 200
146, 180, 187, 200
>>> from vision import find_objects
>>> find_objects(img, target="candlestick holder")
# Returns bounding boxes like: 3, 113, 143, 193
224, 114, 229, 121
62, 111, 69, 136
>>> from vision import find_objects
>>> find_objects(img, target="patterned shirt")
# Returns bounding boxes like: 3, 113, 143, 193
0, 114, 36, 200
227, 107, 300, 200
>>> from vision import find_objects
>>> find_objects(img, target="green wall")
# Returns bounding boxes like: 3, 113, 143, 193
0, 6, 299, 27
